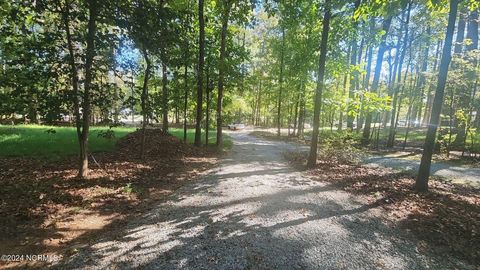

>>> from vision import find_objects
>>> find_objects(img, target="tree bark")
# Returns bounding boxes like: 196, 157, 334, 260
216, 0, 232, 147
307, 0, 331, 168
78, 0, 97, 178
347, 0, 362, 131
277, 26, 286, 136
140, 48, 151, 160
205, 64, 211, 146
194, 0, 205, 147
453, 9, 478, 146
422, 40, 442, 126
61, 0, 82, 148
362, 16, 392, 144
183, 58, 188, 142
416, 0, 459, 192
161, 55, 169, 132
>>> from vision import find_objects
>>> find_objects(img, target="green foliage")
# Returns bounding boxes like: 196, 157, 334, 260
122, 182, 143, 194
317, 133, 364, 165
97, 129, 116, 140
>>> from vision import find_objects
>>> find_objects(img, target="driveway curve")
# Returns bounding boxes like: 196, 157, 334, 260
56, 132, 473, 269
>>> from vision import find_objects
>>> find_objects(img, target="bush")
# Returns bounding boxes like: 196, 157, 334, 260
45, 128, 56, 134
317, 134, 364, 164
283, 134, 364, 165
97, 129, 115, 140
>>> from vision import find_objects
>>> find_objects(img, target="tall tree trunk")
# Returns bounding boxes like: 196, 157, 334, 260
465, 10, 478, 52
216, 0, 232, 147
307, 0, 331, 168
416, 26, 431, 127
358, 41, 374, 132
62, 0, 82, 151
298, 95, 306, 138
194, 0, 205, 147
255, 79, 262, 125
346, 0, 361, 131
422, 40, 442, 126
140, 48, 151, 159
416, 0, 459, 192
293, 93, 299, 136
183, 63, 188, 142
453, 6, 467, 55
78, 0, 97, 178
162, 58, 169, 132
453, 9, 478, 146
362, 16, 392, 144
387, 4, 412, 147
277, 26, 286, 136
205, 64, 210, 146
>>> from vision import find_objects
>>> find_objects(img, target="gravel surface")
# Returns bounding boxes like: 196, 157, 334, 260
363, 155, 480, 188
56, 132, 474, 269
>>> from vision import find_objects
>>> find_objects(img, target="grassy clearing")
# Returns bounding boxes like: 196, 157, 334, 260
0, 125, 231, 158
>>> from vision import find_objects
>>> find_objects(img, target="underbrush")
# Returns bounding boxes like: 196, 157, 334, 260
282, 133, 364, 165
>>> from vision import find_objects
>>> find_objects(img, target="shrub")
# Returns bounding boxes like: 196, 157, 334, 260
317, 134, 364, 164
97, 129, 115, 140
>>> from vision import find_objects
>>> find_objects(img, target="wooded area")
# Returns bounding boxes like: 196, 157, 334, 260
1, 0, 479, 268
1, 0, 478, 190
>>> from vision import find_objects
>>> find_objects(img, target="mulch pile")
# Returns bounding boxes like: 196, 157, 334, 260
115, 129, 203, 159
285, 153, 480, 265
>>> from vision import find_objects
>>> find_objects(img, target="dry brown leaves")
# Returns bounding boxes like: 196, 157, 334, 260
286, 153, 479, 264
0, 129, 219, 267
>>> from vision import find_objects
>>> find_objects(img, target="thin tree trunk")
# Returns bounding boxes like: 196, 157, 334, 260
416, 0, 459, 192
346, 0, 361, 131
298, 88, 306, 138
293, 93, 300, 136
79, 0, 97, 178
216, 0, 232, 147
307, 0, 331, 168
362, 16, 393, 144
416, 26, 431, 127
453, 9, 478, 146
183, 61, 188, 142
205, 64, 210, 146
161, 61, 169, 132
62, 0, 82, 151
422, 40, 442, 126
140, 48, 151, 159
195, 0, 205, 147
277, 26, 286, 136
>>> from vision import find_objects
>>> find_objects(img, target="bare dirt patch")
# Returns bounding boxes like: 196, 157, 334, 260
0, 129, 219, 269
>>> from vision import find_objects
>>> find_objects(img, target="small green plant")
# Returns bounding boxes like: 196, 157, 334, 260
123, 182, 142, 194
97, 129, 115, 140
45, 128, 56, 134
123, 183, 135, 194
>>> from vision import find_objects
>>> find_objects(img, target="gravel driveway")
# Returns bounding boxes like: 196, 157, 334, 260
57, 132, 473, 269
363, 155, 480, 188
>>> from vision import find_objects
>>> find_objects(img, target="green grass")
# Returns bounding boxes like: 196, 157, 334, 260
0, 125, 232, 159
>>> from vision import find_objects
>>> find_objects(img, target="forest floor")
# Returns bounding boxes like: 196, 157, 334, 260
0, 129, 220, 269
50, 131, 478, 269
